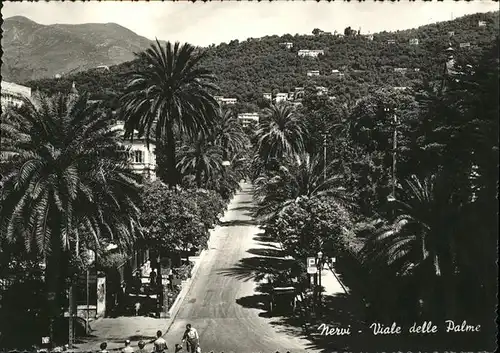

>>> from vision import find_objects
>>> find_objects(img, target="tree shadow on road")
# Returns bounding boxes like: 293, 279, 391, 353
218, 255, 295, 282
229, 206, 257, 213
246, 248, 286, 258
219, 219, 258, 227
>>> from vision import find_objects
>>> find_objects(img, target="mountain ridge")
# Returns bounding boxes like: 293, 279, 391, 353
1, 16, 165, 82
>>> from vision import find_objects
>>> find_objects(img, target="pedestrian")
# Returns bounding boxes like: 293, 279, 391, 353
134, 301, 141, 316
99, 342, 109, 353
149, 270, 157, 286
136, 340, 148, 353
181, 324, 200, 353
153, 330, 168, 352
122, 340, 134, 353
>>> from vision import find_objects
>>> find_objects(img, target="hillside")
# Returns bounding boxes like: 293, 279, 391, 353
25, 11, 499, 107
1, 16, 162, 82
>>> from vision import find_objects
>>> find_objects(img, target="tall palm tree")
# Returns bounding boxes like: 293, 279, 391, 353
253, 153, 351, 220
0, 93, 142, 343
213, 108, 248, 160
360, 173, 460, 319
255, 103, 307, 165
120, 40, 219, 188
177, 132, 224, 188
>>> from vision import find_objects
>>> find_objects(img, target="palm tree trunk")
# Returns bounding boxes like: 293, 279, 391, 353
165, 122, 179, 188
46, 235, 62, 347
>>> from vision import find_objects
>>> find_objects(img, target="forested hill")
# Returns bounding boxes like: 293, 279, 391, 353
26, 11, 499, 108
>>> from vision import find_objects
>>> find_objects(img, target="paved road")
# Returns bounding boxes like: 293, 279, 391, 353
164, 183, 317, 353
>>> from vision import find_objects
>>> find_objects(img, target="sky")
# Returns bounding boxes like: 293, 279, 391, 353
2, 0, 499, 46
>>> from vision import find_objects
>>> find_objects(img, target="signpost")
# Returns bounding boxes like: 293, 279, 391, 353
306, 257, 317, 274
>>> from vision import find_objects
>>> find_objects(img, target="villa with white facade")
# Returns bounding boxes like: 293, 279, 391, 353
298, 49, 324, 58
275, 93, 289, 103
111, 121, 157, 181
237, 113, 260, 127
279, 42, 294, 49
307, 70, 320, 77
1, 81, 32, 108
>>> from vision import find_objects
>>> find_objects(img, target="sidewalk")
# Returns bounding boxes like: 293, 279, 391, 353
73, 193, 240, 352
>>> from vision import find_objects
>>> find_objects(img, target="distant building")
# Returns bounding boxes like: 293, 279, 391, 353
215, 96, 237, 105
387, 39, 396, 45
331, 69, 344, 77
328, 96, 337, 101
1, 81, 32, 108
237, 113, 260, 127
263, 93, 272, 100
111, 121, 157, 181
315, 86, 328, 96
393, 86, 408, 91
478, 20, 486, 27
459, 42, 471, 48
295, 87, 304, 92
307, 70, 320, 77
394, 67, 408, 73
279, 42, 294, 49
366, 34, 374, 41
414, 68, 421, 72
275, 93, 289, 103
298, 49, 324, 58
448, 31, 455, 37
409, 38, 419, 45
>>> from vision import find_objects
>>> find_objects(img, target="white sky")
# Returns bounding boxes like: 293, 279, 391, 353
2, 0, 498, 46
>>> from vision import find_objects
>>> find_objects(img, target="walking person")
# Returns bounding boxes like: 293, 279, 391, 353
181, 324, 200, 353
122, 340, 134, 353
99, 342, 109, 353
136, 340, 148, 353
153, 330, 168, 352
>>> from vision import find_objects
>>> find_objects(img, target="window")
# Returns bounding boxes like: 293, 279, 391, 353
133, 150, 144, 163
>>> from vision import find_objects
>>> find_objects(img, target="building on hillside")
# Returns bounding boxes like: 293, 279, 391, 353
215, 96, 237, 105
331, 69, 344, 78
328, 96, 337, 101
298, 49, 324, 58
307, 70, 320, 77
366, 34, 374, 41
295, 87, 304, 92
393, 86, 408, 91
275, 93, 289, 103
478, 20, 486, 27
237, 113, 259, 127
263, 93, 272, 100
315, 86, 328, 96
413, 68, 421, 72
409, 38, 419, 45
394, 67, 408, 73
279, 42, 294, 49
387, 39, 396, 45
459, 42, 471, 48
1, 81, 32, 108
448, 31, 455, 37
111, 121, 157, 181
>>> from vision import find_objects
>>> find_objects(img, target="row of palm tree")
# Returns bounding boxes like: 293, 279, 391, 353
0, 40, 248, 347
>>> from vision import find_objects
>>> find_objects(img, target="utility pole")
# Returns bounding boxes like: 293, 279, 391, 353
322, 133, 327, 181
392, 112, 398, 199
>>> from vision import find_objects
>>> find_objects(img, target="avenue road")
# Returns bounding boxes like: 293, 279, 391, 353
164, 183, 317, 353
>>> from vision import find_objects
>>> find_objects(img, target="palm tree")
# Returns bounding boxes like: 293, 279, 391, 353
177, 132, 224, 188
360, 174, 460, 320
0, 93, 142, 343
255, 103, 307, 165
120, 40, 219, 188
253, 153, 351, 221
213, 108, 248, 161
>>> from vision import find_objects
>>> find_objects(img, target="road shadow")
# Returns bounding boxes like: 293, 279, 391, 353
252, 234, 276, 243
229, 206, 257, 213
246, 247, 286, 258
219, 219, 258, 227
218, 255, 295, 282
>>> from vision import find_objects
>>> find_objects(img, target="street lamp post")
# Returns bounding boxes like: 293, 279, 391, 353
322, 134, 327, 181
316, 251, 323, 314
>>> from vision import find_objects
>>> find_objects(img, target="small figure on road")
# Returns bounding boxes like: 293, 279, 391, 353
122, 340, 134, 353
181, 324, 200, 353
136, 340, 148, 353
153, 330, 168, 352
150, 270, 157, 286
99, 342, 109, 353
